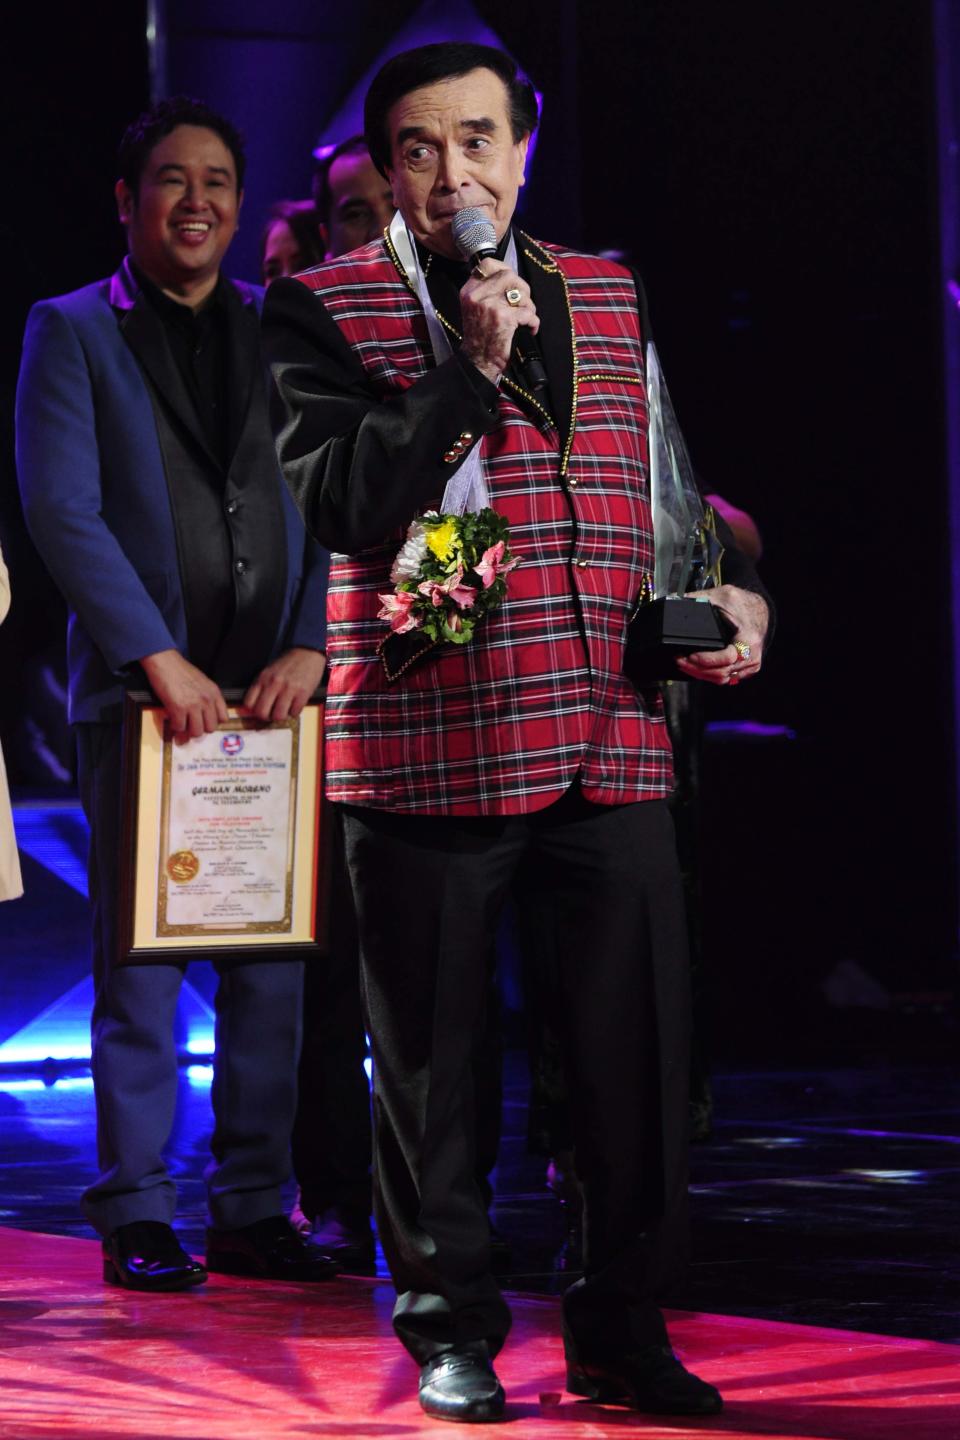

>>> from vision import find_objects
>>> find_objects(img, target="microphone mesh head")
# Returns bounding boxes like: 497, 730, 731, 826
451, 207, 497, 261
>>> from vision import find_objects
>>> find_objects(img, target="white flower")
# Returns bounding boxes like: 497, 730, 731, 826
391, 519, 430, 583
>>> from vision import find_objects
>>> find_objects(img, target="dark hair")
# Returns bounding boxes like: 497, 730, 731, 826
118, 95, 246, 195
364, 42, 538, 176
259, 200, 326, 275
311, 135, 370, 222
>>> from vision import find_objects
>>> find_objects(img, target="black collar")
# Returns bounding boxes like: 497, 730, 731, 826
131, 262, 229, 331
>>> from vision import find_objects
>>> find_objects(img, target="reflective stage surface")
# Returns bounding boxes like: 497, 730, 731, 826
2, 800, 959, 1436
1, 1226, 958, 1439
2, 1056, 958, 1346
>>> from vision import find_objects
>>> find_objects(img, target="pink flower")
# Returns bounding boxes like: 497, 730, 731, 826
444, 570, 478, 608
377, 590, 421, 633
417, 569, 478, 610
474, 540, 517, 589
417, 580, 448, 608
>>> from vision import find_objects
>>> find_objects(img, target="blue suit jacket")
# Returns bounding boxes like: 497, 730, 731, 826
15, 258, 328, 723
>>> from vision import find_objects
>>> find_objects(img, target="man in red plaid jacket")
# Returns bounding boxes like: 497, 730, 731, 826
264, 41, 769, 1425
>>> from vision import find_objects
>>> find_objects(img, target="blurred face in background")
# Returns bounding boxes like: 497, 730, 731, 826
324, 148, 394, 258
262, 217, 306, 285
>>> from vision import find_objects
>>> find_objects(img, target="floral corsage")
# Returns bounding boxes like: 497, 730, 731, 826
376, 509, 518, 681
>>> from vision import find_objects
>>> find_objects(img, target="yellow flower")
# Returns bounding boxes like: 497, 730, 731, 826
426, 517, 460, 561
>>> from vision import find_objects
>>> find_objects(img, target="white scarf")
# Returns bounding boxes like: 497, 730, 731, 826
388, 210, 519, 516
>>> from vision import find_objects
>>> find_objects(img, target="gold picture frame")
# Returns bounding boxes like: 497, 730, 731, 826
117, 691, 326, 964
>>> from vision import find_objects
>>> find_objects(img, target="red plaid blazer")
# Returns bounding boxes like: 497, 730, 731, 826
296, 235, 674, 815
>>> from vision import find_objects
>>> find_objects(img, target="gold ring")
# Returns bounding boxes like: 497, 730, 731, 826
734, 640, 752, 661
505, 287, 523, 307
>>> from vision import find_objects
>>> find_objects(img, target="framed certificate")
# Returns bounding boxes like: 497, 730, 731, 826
117, 691, 325, 964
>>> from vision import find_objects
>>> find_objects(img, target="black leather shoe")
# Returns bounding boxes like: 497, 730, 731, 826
206, 1214, 339, 1280
419, 1342, 506, 1424
309, 1206, 376, 1274
564, 1332, 722, 1415
102, 1220, 207, 1292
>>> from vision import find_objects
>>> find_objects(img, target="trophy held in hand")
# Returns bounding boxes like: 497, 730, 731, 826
624, 345, 733, 686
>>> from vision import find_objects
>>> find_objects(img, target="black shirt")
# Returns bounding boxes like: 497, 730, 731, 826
133, 264, 231, 470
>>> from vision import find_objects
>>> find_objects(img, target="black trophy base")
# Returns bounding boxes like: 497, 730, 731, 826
624, 596, 735, 685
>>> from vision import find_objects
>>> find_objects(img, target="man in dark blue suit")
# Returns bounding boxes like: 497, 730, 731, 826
15, 97, 335, 1291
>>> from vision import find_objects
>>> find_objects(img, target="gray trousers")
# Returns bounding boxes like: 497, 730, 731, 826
76, 723, 303, 1237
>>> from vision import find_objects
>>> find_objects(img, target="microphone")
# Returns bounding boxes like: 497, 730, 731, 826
451, 208, 549, 395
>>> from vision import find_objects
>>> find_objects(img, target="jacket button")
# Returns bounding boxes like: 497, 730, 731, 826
575, 558, 590, 570
226, 499, 239, 515
235, 559, 246, 575
459, 431, 474, 443
443, 450, 458, 463
567, 477, 579, 489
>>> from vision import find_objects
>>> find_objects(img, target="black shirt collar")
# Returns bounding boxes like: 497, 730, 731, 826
132, 261, 229, 331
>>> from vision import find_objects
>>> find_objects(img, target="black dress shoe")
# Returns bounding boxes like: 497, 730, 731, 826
564, 1331, 722, 1415
103, 1220, 207, 1292
309, 1206, 376, 1274
206, 1214, 339, 1280
419, 1342, 506, 1424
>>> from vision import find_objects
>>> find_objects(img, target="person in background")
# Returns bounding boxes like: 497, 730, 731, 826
261, 199, 326, 285
286, 137, 393, 1273
0, 540, 24, 902
705, 494, 762, 565
288, 806, 374, 1269
313, 134, 395, 258
16, 96, 334, 1293
256, 138, 410, 1272
681, 491, 763, 1139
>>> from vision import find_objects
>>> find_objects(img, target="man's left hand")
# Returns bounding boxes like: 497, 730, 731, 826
676, 585, 768, 686
243, 647, 327, 721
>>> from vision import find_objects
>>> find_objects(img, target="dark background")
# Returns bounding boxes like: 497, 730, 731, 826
1, 0, 956, 1060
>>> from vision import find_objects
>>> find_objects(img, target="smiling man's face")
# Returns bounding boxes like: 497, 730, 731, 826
116, 124, 241, 301
384, 67, 528, 260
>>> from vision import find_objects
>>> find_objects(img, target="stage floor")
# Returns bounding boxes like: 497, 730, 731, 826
4, 1052, 959, 1346
4, 800, 960, 1350
2, 1227, 958, 1440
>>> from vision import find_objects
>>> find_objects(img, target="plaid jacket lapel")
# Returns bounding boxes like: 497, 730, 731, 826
516, 233, 575, 453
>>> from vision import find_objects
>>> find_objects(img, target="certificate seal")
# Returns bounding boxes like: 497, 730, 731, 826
167, 849, 201, 884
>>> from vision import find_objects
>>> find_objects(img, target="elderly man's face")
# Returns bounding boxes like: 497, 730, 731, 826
385, 67, 528, 260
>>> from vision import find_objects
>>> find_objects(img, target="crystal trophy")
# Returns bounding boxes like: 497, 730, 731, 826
624, 344, 733, 684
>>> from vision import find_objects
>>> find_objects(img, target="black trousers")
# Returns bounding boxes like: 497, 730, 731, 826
292, 815, 372, 1219
342, 786, 690, 1364
292, 820, 505, 1222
